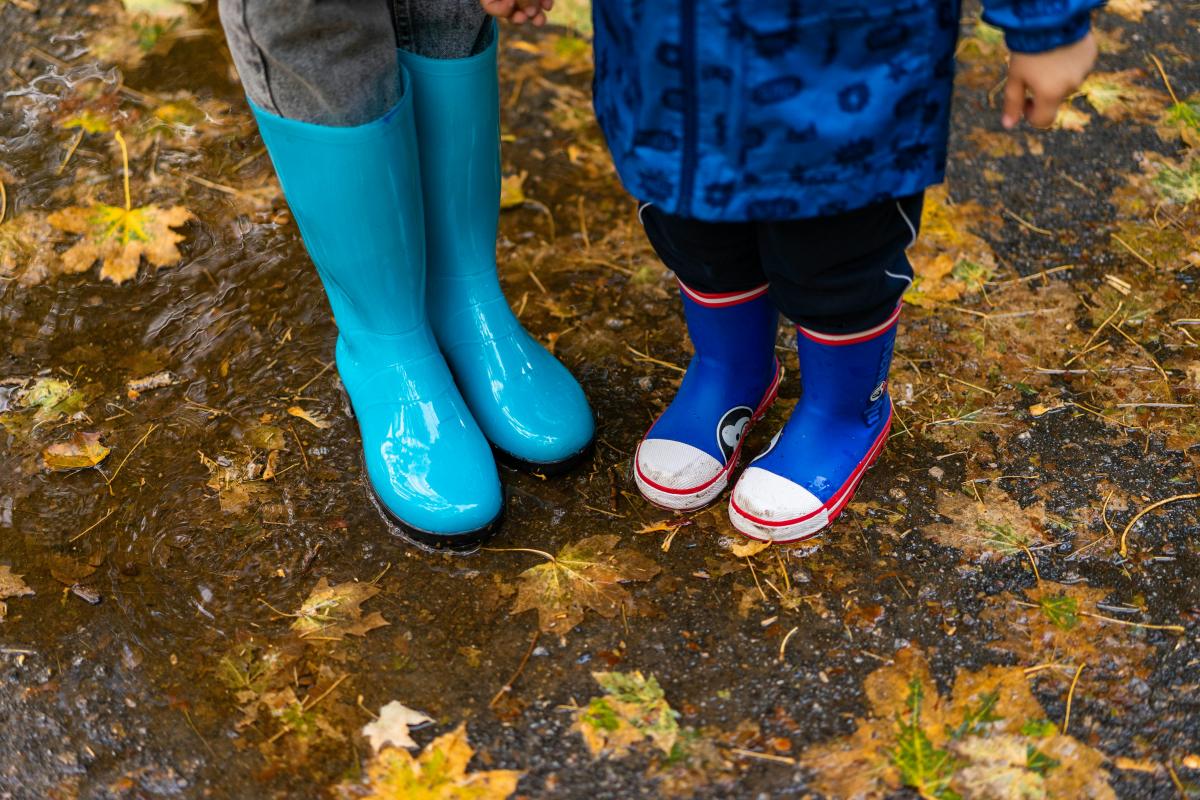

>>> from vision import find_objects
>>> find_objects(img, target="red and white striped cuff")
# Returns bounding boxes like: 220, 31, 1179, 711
678, 280, 769, 308
797, 303, 901, 346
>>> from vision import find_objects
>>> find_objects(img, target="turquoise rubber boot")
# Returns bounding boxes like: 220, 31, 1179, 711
397, 26, 595, 475
250, 75, 503, 549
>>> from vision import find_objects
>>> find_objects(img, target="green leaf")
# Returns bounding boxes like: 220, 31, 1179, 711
976, 520, 1028, 555
1019, 718, 1059, 738
1038, 592, 1080, 630
1026, 745, 1061, 775
1153, 158, 1200, 205
892, 678, 961, 800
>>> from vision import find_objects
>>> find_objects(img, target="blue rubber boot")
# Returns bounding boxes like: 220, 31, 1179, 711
729, 305, 900, 542
397, 26, 595, 475
634, 281, 781, 511
250, 77, 503, 549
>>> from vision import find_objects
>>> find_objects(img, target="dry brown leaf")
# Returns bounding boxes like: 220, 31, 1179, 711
0, 566, 35, 622
47, 203, 193, 284
0, 212, 62, 286
43, 431, 111, 470
981, 582, 1158, 702
511, 535, 660, 635
287, 406, 332, 430
923, 489, 1054, 561
966, 129, 1024, 159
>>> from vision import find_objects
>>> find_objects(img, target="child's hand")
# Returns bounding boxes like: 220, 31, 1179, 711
1002, 33, 1098, 129
480, 0, 553, 26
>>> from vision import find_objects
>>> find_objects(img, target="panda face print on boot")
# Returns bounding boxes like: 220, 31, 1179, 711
729, 304, 901, 543
634, 281, 781, 512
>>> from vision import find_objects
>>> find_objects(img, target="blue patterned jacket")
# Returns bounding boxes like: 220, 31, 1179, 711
592, 0, 1101, 221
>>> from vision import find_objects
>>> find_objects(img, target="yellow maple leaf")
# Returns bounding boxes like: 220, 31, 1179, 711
48, 202, 192, 284
510, 535, 660, 635
1078, 70, 1168, 123
499, 172, 527, 210
43, 431, 111, 471
904, 185, 998, 308
1105, 0, 1154, 22
290, 577, 389, 641
348, 724, 521, 799
1054, 105, 1092, 132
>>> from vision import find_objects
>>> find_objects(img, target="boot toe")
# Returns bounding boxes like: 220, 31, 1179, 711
634, 438, 729, 511
729, 466, 829, 543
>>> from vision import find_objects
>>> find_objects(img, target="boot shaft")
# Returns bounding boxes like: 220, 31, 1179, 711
794, 304, 899, 427
397, 23, 502, 290
250, 80, 428, 337
679, 281, 779, 379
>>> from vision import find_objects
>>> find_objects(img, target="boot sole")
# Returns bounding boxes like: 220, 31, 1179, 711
633, 361, 783, 513
728, 415, 891, 544
493, 437, 595, 478
369, 485, 505, 553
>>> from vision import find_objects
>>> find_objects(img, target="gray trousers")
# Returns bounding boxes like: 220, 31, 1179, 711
218, 0, 489, 127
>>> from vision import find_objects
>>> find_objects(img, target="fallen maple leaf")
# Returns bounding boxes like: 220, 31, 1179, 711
1078, 70, 1168, 124
800, 648, 1117, 800
341, 724, 521, 799
923, 489, 1054, 561
0, 212, 62, 286
1054, 104, 1093, 132
0, 566, 35, 622
291, 577, 389, 641
575, 671, 680, 758
48, 202, 192, 284
1105, 0, 1154, 21
362, 701, 432, 752
905, 185, 998, 308
42, 431, 111, 471
981, 582, 1165, 702
510, 535, 660, 635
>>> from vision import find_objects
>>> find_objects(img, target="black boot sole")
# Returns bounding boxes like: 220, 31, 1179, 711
368, 486, 505, 553
493, 437, 596, 478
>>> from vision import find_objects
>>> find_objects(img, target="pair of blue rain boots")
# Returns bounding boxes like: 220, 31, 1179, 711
252, 30, 593, 549
634, 281, 896, 543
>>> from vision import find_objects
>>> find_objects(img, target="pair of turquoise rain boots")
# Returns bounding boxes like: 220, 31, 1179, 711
251, 28, 594, 549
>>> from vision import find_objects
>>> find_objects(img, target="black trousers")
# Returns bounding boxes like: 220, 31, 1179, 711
640, 192, 924, 334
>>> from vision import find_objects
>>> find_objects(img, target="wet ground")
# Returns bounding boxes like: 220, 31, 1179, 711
2, 1, 1199, 798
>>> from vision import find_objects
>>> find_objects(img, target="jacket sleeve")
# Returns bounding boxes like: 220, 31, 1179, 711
981, 0, 1103, 53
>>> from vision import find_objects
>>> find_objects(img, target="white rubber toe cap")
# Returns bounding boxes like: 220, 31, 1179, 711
729, 466, 830, 542
634, 438, 729, 511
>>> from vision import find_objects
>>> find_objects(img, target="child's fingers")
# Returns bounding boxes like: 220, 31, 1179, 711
1001, 74, 1026, 130
515, 0, 546, 24
1025, 90, 1060, 129
480, 0, 516, 18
